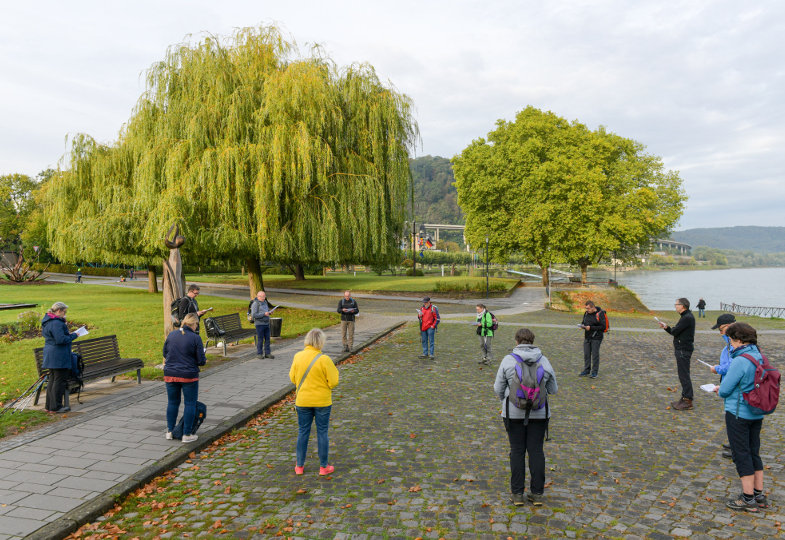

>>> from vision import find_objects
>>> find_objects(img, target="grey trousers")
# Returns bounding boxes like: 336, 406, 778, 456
480, 335, 493, 359
341, 320, 355, 348
583, 338, 602, 374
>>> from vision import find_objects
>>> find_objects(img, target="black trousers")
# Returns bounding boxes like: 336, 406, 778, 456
504, 417, 547, 495
674, 347, 694, 400
45, 368, 69, 412
725, 411, 763, 477
583, 338, 602, 374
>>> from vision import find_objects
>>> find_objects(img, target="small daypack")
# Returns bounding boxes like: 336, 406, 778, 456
68, 352, 85, 403
170, 298, 183, 327
489, 312, 499, 332
247, 299, 255, 322
596, 310, 609, 333
508, 353, 547, 425
171, 401, 207, 440
739, 352, 780, 415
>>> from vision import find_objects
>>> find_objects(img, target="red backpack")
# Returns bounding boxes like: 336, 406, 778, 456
740, 352, 780, 415
596, 310, 609, 333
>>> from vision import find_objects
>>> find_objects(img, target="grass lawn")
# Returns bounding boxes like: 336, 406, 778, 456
0, 283, 339, 405
0, 410, 57, 439
188, 272, 518, 294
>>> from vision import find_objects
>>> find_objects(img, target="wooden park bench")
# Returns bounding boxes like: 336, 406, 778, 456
33, 334, 144, 405
204, 313, 257, 356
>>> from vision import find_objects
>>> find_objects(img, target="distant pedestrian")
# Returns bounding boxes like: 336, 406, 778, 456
129, 268, 134, 280
75, 267, 82, 283
289, 328, 339, 476
163, 313, 206, 443
178, 284, 210, 333
494, 328, 558, 507
417, 297, 440, 359
476, 303, 494, 365
711, 313, 737, 459
658, 298, 695, 410
41, 302, 80, 413
697, 298, 706, 318
250, 290, 276, 358
337, 290, 359, 352
717, 322, 770, 512
579, 301, 606, 379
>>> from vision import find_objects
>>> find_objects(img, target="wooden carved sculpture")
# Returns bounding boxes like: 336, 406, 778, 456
162, 224, 186, 335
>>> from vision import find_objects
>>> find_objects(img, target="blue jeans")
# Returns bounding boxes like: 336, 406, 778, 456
296, 405, 332, 467
421, 327, 435, 356
256, 324, 271, 355
166, 381, 199, 435
698, 308, 705, 318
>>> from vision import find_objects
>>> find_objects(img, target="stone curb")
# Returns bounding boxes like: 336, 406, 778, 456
24, 321, 406, 540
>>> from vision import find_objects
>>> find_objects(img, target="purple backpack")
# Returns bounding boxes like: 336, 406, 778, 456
509, 353, 547, 424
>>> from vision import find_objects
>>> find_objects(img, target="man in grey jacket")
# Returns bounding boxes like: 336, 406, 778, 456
494, 328, 558, 507
251, 290, 275, 358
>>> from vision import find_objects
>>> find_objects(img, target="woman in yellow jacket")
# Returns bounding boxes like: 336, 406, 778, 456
289, 328, 340, 475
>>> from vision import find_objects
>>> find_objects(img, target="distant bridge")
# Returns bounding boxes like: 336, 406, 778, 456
653, 239, 692, 254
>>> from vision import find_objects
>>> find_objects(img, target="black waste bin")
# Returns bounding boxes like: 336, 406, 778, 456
270, 317, 282, 338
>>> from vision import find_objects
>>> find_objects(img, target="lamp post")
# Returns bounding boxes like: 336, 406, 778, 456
485, 236, 488, 298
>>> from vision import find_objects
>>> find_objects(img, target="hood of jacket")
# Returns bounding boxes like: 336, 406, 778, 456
510, 343, 543, 364
41, 313, 63, 326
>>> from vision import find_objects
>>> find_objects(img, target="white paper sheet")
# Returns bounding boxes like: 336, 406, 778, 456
700, 383, 717, 393
74, 326, 89, 337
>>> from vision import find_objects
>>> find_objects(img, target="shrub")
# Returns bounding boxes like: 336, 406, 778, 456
405, 268, 424, 276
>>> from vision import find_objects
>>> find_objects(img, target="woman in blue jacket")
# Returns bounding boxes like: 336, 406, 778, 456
41, 302, 79, 413
717, 322, 769, 512
163, 313, 206, 443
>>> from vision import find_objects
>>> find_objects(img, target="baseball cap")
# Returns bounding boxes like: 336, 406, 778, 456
711, 313, 736, 330
422, 297, 431, 303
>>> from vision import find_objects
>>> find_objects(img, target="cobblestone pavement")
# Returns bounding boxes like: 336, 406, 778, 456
80, 320, 785, 539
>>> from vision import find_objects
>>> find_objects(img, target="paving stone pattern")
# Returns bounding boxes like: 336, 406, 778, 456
0, 315, 400, 539
77, 321, 785, 539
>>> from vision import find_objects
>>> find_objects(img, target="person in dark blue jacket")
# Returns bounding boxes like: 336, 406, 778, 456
717, 322, 769, 512
163, 313, 207, 443
41, 302, 79, 413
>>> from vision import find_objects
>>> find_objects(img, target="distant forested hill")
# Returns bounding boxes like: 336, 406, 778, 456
670, 226, 785, 253
409, 155, 463, 224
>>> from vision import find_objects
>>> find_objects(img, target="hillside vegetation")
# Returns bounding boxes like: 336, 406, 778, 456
671, 226, 785, 253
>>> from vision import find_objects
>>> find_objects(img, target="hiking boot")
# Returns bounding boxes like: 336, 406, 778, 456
589, 373, 598, 379
319, 465, 335, 476
722, 450, 733, 459
726, 494, 758, 512
579, 370, 590, 376
511, 493, 525, 506
670, 397, 693, 410
527, 492, 544, 506
418, 354, 428, 359
722, 443, 731, 450
182, 434, 198, 443
267, 354, 275, 359
428, 354, 435, 359
755, 493, 770, 509
56, 406, 71, 413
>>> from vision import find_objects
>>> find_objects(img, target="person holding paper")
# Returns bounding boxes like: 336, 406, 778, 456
337, 290, 359, 352
710, 313, 737, 458
578, 301, 606, 379
41, 302, 80, 413
177, 284, 211, 333
658, 298, 695, 410
417, 297, 440, 359
717, 322, 769, 511
251, 290, 276, 358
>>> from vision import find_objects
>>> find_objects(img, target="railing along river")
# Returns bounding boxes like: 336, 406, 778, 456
720, 302, 785, 319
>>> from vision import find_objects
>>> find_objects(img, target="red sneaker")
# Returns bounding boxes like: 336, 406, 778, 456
319, 465, 335, 476
294, 466, 304, 475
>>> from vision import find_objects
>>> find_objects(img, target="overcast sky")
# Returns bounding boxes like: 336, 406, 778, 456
2, 0, 783, 230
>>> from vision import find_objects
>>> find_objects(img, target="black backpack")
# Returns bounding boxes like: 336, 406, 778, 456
171, 401, 207, 439
170, 298, 183, 327
68, 352, 85, 403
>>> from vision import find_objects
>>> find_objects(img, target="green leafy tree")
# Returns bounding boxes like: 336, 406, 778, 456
0, 173, 37, 250
453, 106, 685, 285
44, 26, 417, 297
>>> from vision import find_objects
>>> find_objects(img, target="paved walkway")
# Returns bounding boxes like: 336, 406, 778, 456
59, 320, 785, 539
0, 314, 402, 539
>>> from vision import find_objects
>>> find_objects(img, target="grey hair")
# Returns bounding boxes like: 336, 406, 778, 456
180, 313, 200, 333
304, 328, 326, 350
51, 302, 69, 312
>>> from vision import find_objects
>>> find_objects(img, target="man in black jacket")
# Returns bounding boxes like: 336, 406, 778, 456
178, 285, 210, 333
337, 290, 359, 352
579, 301, 606, 378
659, 297, 696, 410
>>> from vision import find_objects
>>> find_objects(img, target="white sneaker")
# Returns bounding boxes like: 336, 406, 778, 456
165, 431, 173, 440
182, 434, 198, 443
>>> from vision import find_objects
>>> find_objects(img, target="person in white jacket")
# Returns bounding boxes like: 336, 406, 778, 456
494, 328, 558, 507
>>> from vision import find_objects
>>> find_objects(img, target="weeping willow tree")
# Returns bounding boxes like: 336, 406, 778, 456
45, 25, 418, 296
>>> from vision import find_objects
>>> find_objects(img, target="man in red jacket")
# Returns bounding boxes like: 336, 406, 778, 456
417, 297, 440, 359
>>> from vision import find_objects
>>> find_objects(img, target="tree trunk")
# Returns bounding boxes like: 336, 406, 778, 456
540, 265, 550, 288
580, 262, 588, 284
147, 265, 158, 293
291, 264, 306, 281
246, 256, 264, 298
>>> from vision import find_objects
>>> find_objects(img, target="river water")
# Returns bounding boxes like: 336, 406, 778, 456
612, 267, 785, 311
